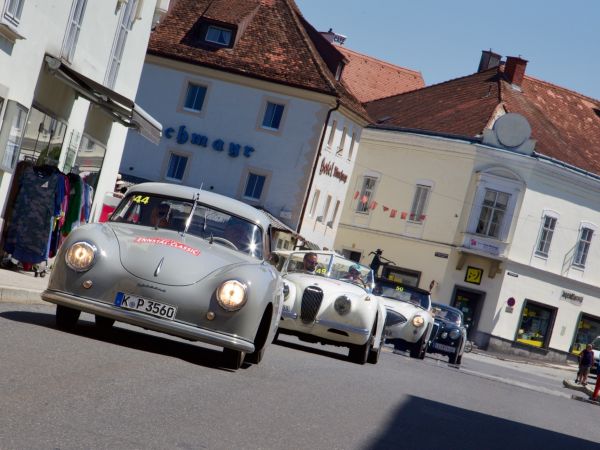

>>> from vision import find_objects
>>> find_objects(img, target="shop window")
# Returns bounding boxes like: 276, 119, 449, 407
0, 100, 28, 172
535, 214, 557, 257
183, 83, 207, 112
165, 152, 188, 182
261, 102, 285, 131
409, 184, 431, 223
4, 0, 25, 25
61, 0, 87, 62
516, 301, 556, 348
326, 120, 337, 148
71, 135, 106, 194
18, 106, 67, 167
356, 175, 377, 214
205, 25, 232, 46
244, 172, 266, 201
309, 190, 320, 217
573, 226, 594, 268
382, 266, 421, 287
106, 0, 138, 88
571, 314, 600, 355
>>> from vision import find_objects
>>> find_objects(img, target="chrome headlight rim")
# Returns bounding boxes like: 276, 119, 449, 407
216, 279, 248, 311
412, 315, 425, 328
449, 329, 461, 340
334, 295, 352, 316
65, 241, 97, 272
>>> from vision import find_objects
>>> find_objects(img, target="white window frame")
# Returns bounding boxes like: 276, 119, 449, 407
318, 195, 332, 223
408, 181, 432, 224
356, 175, 378, 214
164, 151, 189, 183
535, 210, 559, 258
327, 200, 340, 228
337, 126, 347, 156
205, 25, 232, 46
238, 166, 271, 204
61, 0, 87, 62
3, 0, 25, 25
326, 120, 337, 149
243, 172, 267, 201
573, 223, 596, 269
105, 0, 138, 88
348, 131, 356, 161
182, 82, 208, 113
309, 189, 320, 217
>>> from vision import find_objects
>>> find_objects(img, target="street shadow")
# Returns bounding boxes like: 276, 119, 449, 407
365, 396, 600, 450
0, 310, 249, 372
274, 336, 349, 362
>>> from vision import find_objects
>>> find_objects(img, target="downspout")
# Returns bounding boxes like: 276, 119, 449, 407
296, 99, 341, 235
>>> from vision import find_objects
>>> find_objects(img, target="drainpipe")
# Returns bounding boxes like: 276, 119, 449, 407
296, 99, 341, 235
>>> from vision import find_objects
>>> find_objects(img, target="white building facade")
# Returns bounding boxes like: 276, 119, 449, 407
0, 0, 165, 227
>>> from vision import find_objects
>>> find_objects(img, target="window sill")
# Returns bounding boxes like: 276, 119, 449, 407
164, 177, 184, 183
0, 20, 24, 42
571, 264, 586, 271
533, 252, 548, 260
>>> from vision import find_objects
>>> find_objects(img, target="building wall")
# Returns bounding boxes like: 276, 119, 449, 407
121, 58, 332, 229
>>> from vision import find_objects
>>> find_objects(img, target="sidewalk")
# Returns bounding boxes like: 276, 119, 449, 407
0, 267, 48, 304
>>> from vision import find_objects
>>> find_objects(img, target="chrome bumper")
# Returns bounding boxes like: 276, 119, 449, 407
42, 290, 255, 353
280, 313, 370, 337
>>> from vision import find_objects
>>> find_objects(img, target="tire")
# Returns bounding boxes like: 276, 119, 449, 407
245, 307, 272, 365
367, 339, 382, 364
56, 305, 80, 331
409, 333, 427, 359
222, 348, 245, 370
349, 340, 370, 365
450, 345, 462, 365
95, 315, 115, 330
245, 346, 265, 365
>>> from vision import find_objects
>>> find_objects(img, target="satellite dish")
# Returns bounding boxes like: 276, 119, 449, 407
493, 113, 531, 148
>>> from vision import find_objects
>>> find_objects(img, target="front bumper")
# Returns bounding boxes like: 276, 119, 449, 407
42, 289, 255, 353
279, 311, 370, 346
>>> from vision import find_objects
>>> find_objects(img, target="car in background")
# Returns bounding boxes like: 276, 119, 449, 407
42, 182, 284, 370
276, 251, 386, 365
374, 280, 434, 359
427, 303, 468, 365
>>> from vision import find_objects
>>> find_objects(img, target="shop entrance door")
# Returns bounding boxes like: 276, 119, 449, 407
452, 287, 484, 338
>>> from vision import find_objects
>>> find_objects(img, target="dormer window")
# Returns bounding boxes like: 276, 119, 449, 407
205, 25, 232, 46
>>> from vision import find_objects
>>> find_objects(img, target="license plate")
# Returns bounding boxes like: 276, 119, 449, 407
434, 343, 456, 353
115, 292, 177, 320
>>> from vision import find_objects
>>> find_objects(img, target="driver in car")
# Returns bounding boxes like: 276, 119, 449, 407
342, 264, 365, 286
150, 202, 171, 228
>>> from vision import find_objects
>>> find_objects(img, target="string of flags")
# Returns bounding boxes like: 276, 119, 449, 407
353, 190, 426, 221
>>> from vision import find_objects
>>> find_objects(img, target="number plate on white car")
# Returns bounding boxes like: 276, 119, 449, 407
434, 343, 456, 353
115, 292, 177, 320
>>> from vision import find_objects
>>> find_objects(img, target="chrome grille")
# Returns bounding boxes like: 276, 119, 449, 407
300, 286, 323, 323
431, 322, 440, 341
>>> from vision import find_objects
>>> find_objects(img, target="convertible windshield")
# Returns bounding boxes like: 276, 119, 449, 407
374, 282, 431, 310
110, 193, 263, 258
433, 305, 462, 325
285, 252, 374, 289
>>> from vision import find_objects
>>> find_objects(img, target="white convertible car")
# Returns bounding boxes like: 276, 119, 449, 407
276, 251, 386, 365
374, 279, 434, 359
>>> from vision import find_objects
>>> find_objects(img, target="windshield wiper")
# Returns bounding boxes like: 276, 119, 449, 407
183, 193, 200, 236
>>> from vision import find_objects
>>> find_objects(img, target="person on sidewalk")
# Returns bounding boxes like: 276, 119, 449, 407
576, 344, 594, 385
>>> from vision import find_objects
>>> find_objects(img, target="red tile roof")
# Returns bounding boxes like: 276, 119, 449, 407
148, 0, 370, 121
366, 65, 600, 176
336, 47, 425, 103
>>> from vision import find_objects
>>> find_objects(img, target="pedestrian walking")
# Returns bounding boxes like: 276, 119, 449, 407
576, 344, 594, 385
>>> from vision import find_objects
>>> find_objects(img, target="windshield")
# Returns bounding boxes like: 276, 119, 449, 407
110, 193, 263, 258
285, 252, 374, 290
433, 305, 462, 325
374, 282, 431, 310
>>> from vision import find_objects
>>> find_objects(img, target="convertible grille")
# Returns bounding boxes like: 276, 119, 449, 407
431, 322, 440, 341
300, 286, 323, 323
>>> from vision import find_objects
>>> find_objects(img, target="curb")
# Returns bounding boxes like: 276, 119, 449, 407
0, 287, 45, 305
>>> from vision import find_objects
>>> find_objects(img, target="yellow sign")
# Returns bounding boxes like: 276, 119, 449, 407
465, 266, 483, 285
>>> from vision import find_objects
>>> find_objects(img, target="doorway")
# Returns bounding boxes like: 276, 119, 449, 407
452, 286, 485, 338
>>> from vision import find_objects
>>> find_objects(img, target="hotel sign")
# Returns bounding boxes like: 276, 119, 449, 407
319, 159, 348, 183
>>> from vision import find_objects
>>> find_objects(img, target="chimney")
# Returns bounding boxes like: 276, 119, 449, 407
478, 49, 501, 72
504, 56, 528, 87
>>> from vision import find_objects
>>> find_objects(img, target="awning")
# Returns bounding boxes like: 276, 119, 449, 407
44, 55, 162, 144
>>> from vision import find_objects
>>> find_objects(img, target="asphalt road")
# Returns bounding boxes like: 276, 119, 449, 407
1, 303, 599, 450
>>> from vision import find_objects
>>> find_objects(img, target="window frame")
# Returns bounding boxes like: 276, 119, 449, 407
534, 211, 559, 258
105, 0, 138, 88
309, 189, 320, 217
355, 175, 378, 214
238, 166, 272, 204
337, 126, 347, 156
327, 200, 341, 228
205, 25, 232, 46
318, 195, 332, 223
348, 131, 356, 161
0, 100, 28, 172
182, 82, 208, 113
326, 120, 337, 149
573, 224, 595, 269
243, 172, 267, 201
514, 299, 557, 349
163, 150, 190, 183
408, 183, 432, 224
257, 97, 288, 135
61, 0, 88, 62
3, 0, 25, 25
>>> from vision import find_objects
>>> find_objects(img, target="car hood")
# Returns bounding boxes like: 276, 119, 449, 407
283, 272, 368, 297
380, 297, 425, 318
108, 223, 254, 286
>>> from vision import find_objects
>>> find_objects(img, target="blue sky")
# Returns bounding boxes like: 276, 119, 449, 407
296, 0, 599, 100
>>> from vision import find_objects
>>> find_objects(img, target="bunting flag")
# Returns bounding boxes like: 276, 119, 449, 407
370, 201, 378, 210
400, 212, 407, 220
382, 205, 389, 212
390, 209, 397, 218
353, 190, 359, 200
361, 195, 368, 204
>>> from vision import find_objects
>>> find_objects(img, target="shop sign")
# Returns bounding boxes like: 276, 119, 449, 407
164, 126, 255, 158
507, 271, 519, 277
465, 266, 483, 285
467, 238, 500, 255
319, 159, 348, 183
561, 290, 583, 306
434, 252, 449, 259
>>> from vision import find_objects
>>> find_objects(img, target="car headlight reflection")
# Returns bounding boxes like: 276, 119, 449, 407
412, 315, 425, 327
449, 329, 461, 340
334, 295, 351, 316
216, 280, 248, 311
65, 242, 96, 272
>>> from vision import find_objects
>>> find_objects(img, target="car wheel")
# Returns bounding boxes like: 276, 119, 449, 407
95, 315, 115, 330
409, 333, 427, 359
245, 346, 265, 365
367, 332, 384, 364
349, 339, 370, 365
450, 352, 462, 365
56, 305, 80, 331
222, 348, 245, 370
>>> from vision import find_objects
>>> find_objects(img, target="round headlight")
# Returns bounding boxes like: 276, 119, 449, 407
65, 242, 96, 272
283, 282, 290, 300
334, 295, 351, 315
449, 329, 461, 340
412, 315, 425, 327
441, 331, 448, 339
216, 280, 247, 311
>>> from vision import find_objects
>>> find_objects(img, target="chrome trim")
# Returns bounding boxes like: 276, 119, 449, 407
41, 289, 255, 353
281, 310, 298, 319
154, 257, 164, 277
315, 319, 370, 336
